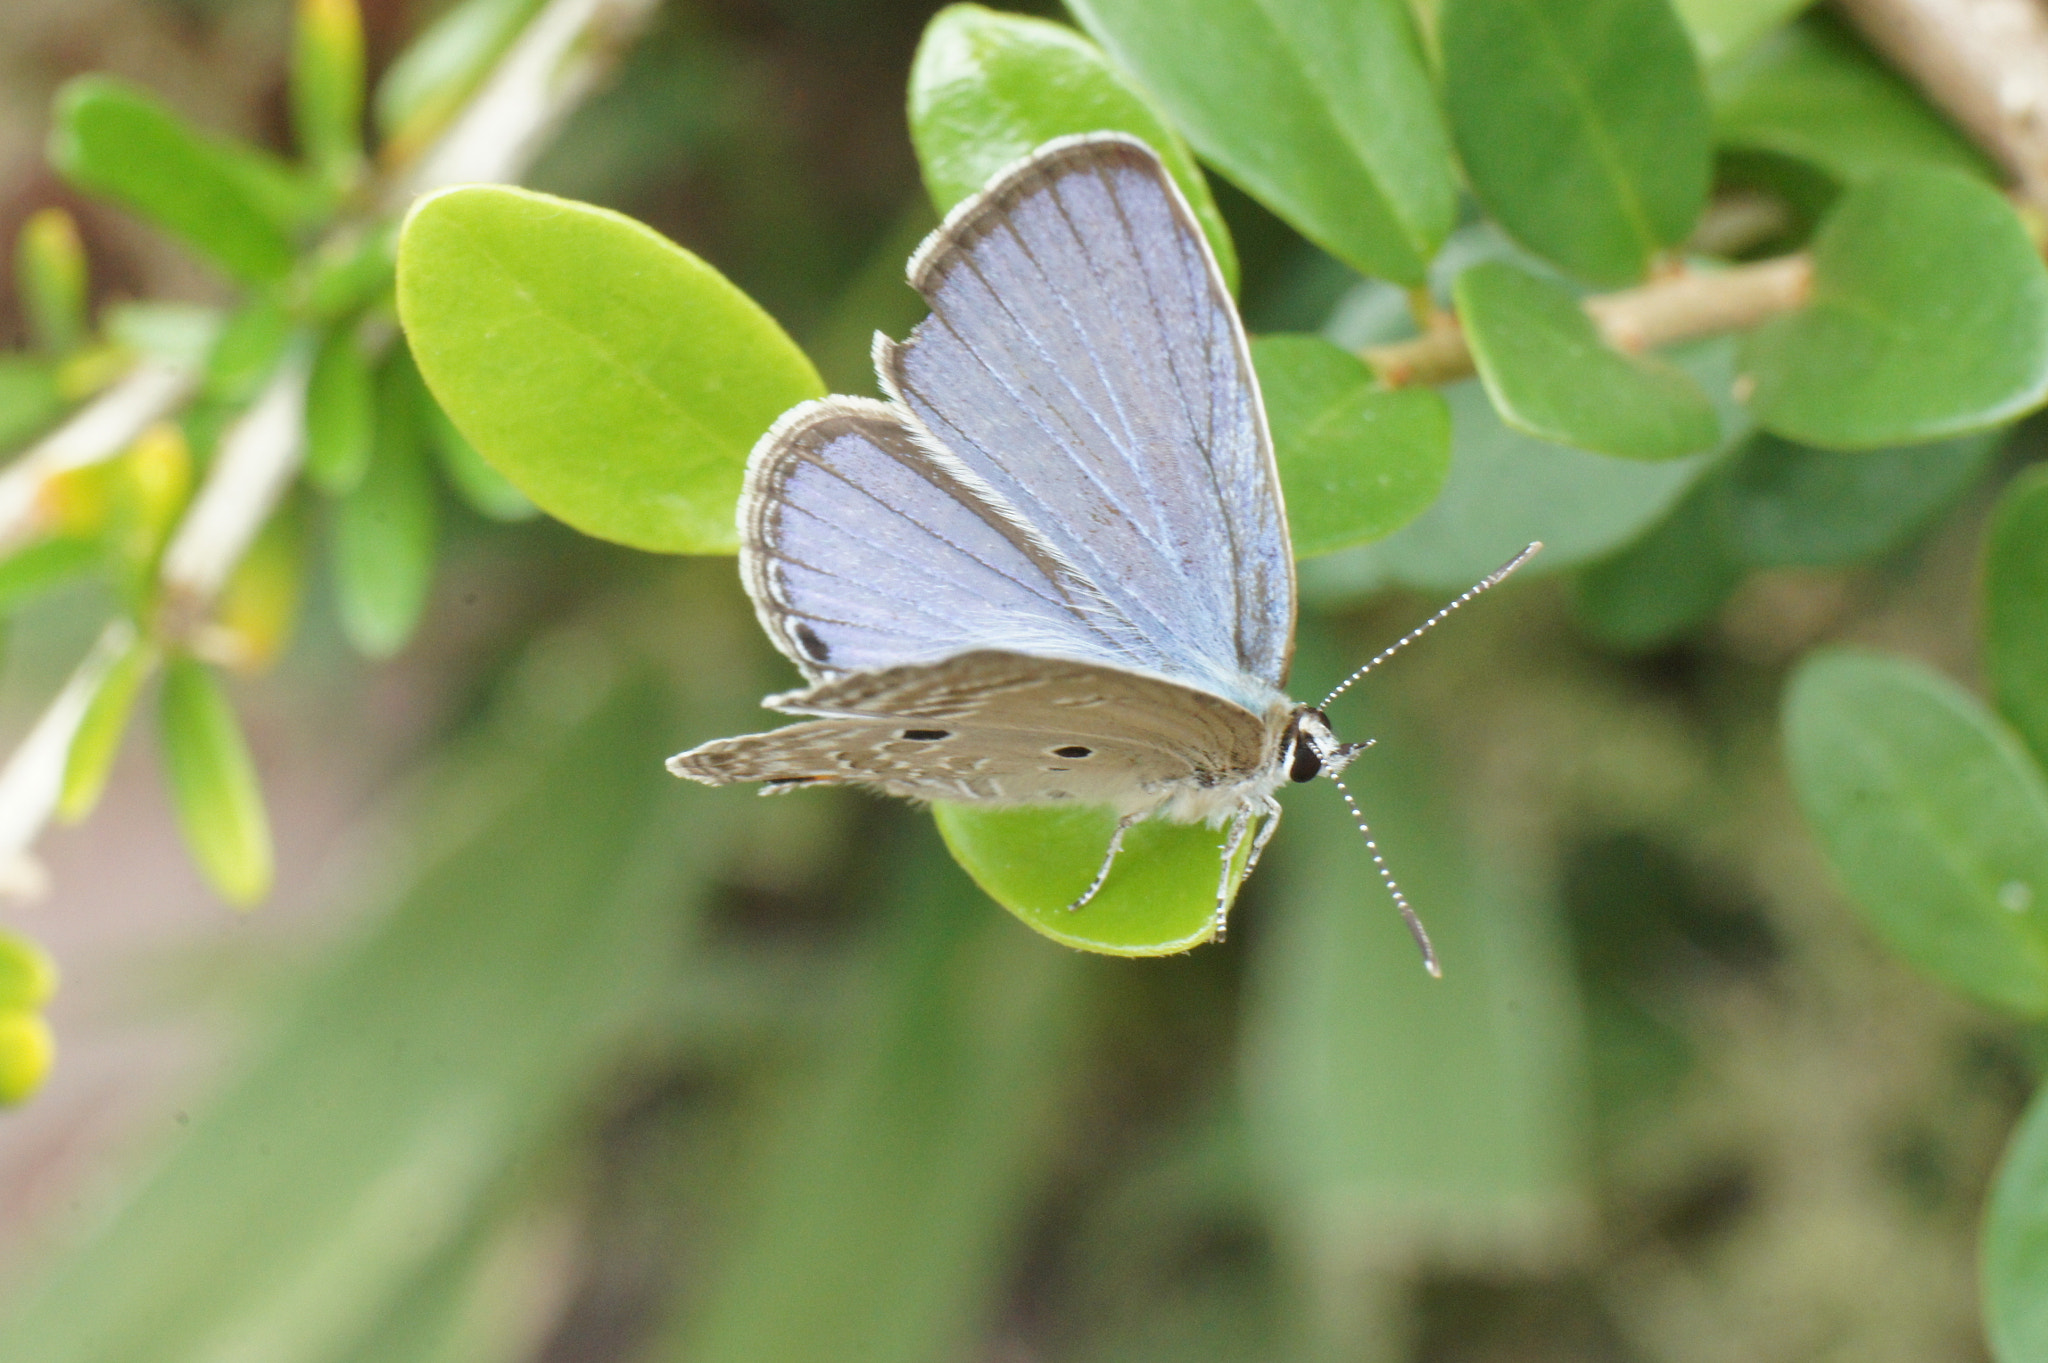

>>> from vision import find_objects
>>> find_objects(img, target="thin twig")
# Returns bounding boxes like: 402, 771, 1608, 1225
1361, 254, 1814, 387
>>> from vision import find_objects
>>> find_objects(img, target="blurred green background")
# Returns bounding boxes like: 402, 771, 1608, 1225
0, 1, 2035, 1360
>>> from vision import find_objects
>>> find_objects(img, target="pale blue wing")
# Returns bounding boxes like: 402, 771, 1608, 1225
877, 133, 1295, 705
740, 397, 1170, 681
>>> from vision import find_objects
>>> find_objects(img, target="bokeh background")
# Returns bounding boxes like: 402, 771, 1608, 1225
0, 1, 2034, 1360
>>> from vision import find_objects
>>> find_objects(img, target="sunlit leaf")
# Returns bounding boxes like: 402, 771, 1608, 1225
333, 355, 438, 657
421, 395, 536, 522
398, 185, 823, 553
1068, 0, 1454, 284
59, 632, 158, 823
291, 0, 367, 190
0, 1012, 54, 1107
1783, 649, 2048, 1015
159, 657, 273, 906
1441, 0, 1711, 285
1743, 169, 2048, 447
908, 4, 1237, 291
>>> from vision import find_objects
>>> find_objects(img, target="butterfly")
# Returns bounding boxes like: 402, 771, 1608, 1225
667, 132, 1535, 965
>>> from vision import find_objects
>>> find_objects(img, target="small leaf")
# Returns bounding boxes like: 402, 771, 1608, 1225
1985, 1081, 2048, 1363
1253, 335, 1448, 557
1440, 0, 1712, 286
933, 803, 1256, 954
16, 208, 89, 357
292, 0, 367, 190
1574, 475, 1743, 649
1987, 464, 2048, 769
1456, 261, 1721, 459
397, 185, 824, 553
304, 221, 397, 322
1743, 168, 2048, 448
374, 0, 546, 150
159, 656, 273, 906
204, 295, 294, 405
0, 1011, 55, 1106
333, 355, 438, 657
0, 930, 58, 1011
422, 395, 536, 521
305, 322, 375, 494
1783, 649, 2048, 1015
50, 76, 312, 285
1302, 338, 1744, 597
1712, 15, 1996, 189
60, 632, 158, 823
1722, 428, 2001, 568
0, 355, 66, 451
1067, 0, 1454, 284
908, 5, 1237, 291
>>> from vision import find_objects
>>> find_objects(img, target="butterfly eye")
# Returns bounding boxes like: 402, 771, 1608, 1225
1289, 738, 1323, 783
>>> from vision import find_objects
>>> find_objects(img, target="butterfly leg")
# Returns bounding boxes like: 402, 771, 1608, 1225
1067, 812, 1142, 912
1210, 799, 1282, 942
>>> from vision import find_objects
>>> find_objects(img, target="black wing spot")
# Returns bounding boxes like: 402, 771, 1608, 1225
1052, 745, 1093, 758
793, 622, 830, 662
902, 729, 950, 741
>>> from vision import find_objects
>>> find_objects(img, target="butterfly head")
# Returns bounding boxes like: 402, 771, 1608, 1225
1280, 707, 1367, 785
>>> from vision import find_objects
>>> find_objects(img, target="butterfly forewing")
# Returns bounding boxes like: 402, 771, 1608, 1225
670, 650, 1273, 810
740, 397, 1153, 680
878, 134, 1294, 708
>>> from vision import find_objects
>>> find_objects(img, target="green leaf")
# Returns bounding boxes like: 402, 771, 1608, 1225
1241, 672, 1588, 1342
909, 5, 1237, 292
397, 185, 824, 554
60, 633, 158, 824
16, 208, 89, 357
0, 1012, 54, 1107
1302, 338, 1745, 597
1674, 0, 1819, 67
0, 930, 58, 1012
333, 354, 438, 657
304, 322, 375, 495
0, 355, 66, 452
50, 76, 312, 286
1440, 0, 1712, 286
421, 392, 537, 521
1067, 0, 1454, 285
158, 657, 273, 906
1986, 1080, 2048, 1363
1987, 464, 2048, 769
1783, 649, 2048, 1015
1743, 169, 2048, 448
933, 803, 1256, 954
0, 662, 703, 1361
1253, 335, 1448, 557
1712, 15, 1996, 189
374, 0, 546, 147
1574, 474, 1743, 649
204, 296, 294, 406
291, 0, 367, 189
1456, 261, 1721, 459
659, 831, 1084, 1363
1722, 428, 2000, 567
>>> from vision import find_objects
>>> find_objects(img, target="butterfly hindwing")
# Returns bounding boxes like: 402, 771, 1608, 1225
878, 134, 1295, 708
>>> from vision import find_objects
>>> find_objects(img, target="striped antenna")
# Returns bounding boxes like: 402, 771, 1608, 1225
1320, 542, 1542, 710
1331, 770, 1439, 977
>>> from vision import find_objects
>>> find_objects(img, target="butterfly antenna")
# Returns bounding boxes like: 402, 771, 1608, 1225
1319, 541, 1542, 709
1331, 770, 1440, 977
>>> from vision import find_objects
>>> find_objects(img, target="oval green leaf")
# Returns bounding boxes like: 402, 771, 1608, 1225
1985, 1081, 2048, 1363
1456, 260, 1721, 460
1302, 338, 1745, 598
1783, 648, 2048, 1015
1987, 463, 2048, 769
1723, 427, 2001, 568
422, 394, 537, 521
1067, 0, 1454, 285
159, 656, 273, 906
933, 802, 1256, 955
397, 185, 824, 554
333, 353, 439, 657
291, 0, 367, 190
1743, 168, 2048, 448
1712, 15, 1996, 189
49, 76, 313, 285
60, 632, 159, 824
1441, 0, 1712, 286
909, 4, 1236, 292
1253, 334, 1448, 557
304, 321, 374, 495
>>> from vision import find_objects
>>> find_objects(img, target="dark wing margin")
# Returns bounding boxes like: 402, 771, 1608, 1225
877, 133, 1295, 700
738, 396, 1155, 682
